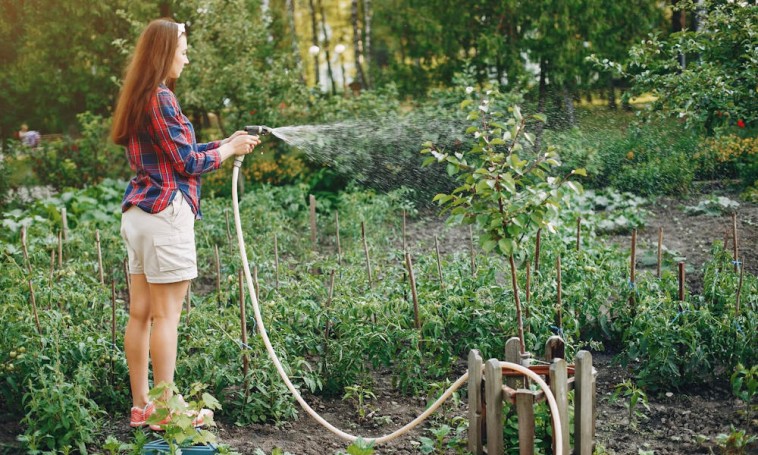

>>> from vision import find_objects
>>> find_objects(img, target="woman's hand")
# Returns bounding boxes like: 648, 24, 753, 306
220, 130, 247, 146
218, 133, 262, 162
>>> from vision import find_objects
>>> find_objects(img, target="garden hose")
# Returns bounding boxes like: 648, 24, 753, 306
231, 155, 563, 451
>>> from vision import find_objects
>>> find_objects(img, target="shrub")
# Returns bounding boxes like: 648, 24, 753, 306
592, 125, 698, 195
30, 112, 128, 190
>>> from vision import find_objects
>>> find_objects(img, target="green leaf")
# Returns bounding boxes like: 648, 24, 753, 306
532, 113, 547, 123
482, 240, 496, 252
572, 168, 588, 177
465, 126, 478, 134
512, 105, 522, 122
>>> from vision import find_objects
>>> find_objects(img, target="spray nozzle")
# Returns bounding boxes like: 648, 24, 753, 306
244, 125, 272, 136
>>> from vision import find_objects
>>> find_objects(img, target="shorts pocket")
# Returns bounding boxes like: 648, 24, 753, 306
153, 231, 196, 272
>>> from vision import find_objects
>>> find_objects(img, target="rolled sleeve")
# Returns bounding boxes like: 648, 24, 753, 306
152, 91, 220, 176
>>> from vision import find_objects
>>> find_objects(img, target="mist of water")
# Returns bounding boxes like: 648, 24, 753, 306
267, 111, 470, 197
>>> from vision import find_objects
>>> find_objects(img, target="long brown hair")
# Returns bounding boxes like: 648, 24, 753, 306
111, 19, 182, 146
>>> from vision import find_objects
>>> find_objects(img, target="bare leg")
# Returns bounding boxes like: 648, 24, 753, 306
149, 280, 189, 394
125, 274, 151, 408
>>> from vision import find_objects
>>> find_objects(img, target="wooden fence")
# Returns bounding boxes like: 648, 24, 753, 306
468, 336, 597, 455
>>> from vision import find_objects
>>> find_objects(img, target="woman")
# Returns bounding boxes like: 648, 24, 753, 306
111, 18, 260, 429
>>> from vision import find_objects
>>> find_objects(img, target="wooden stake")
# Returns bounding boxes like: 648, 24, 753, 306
273, 234, 280, 289
61, 207, 68, 241
253, 265, 260, 302
534, 228, 542, 273
657, 227, 663, 279
736, 259, 744, 315
225, 209, 233, 256
405, 253, 421, 331
49, 249, 55, 282
185, 281, 191, 326
28, 280, 42, 335
732, 213, 739, 272
630, 229, 637, 310
96, 230, 104, 285
21, 226, 32, 274
469, 225, 476, 277
556, 255, 562, 328
402, 210, 407, 253
335, 211, 342, 266
361, 222, 373, 288
111, 276, 116, 384
238, 270, 249, 379
509, 255, 526, 354
678, 262, 685, 302
576, 217, 581, 252
324, 270, 336, 344
123, 257, 131, 307
525, 261, 531, 325
434, 235, 443, 287
214, 244, 221, 305
309, 194, 317, 249
57, 230, 63, 268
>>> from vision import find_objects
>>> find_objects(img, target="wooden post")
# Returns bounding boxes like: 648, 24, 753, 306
484, 359, 504, 455
544, 336, 565, 364
402, 210, 407, 253
525, 261, 531, 328
273, 234, 280, 289
405, 253, 421, 331
309, 194, 317, 249
467, 350, 484, 455
111, 276, 117, 384
28, 280, 42, 335
732, 213, 739, 272
123, 257, 131, 306
575, 351, 594, 455
516, 389, 536, 455
185, 281, 191, 326
238, 270, 249, 379
361, 222, 373, 288
95, 230, 104, 285
549, 359, 570, 455
434, 235, 443, 287
576, 217, 581, 252
736, 259, 744, 315
253, 265, 260, 302
61, 207, 68, 241
657, 227, 663, 279
57, 230, 63, 268
509, 255, 526, 355
629, 229, 637, 310
324, 270, 336, 342
214, 244, 221, 305
49, 248, 55, 277
678, 262, 685, 302
534, 228, 542, 273
224, 209, 233, 256
505, 337, 523, 389
469, 225, 476, 277
335, 211, 342, 266
21, 226, 32, 274
556, 255, 562, 328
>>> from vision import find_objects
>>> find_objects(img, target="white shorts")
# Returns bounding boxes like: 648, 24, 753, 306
120, 193, 197, 284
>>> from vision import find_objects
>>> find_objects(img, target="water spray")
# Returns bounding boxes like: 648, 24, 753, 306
229, 126, 564, 449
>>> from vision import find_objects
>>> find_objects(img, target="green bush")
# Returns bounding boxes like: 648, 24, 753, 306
30, 112, 129, 190
592, 125, 698, 195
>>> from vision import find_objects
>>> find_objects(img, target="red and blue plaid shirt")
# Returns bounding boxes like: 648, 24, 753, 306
122, 84, 221, 219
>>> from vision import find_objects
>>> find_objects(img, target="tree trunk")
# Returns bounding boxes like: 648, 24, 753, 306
534, 58, 548, 151
362, 0, 372, 87
351, 0, 368, 90
607, 78, 617, 109
286, 0, 304, 81
672, 0, 686, 68
317, 0, 337, 95
308, 0, 320, 86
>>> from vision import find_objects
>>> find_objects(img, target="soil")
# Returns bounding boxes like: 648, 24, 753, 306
1, 192, 755, 455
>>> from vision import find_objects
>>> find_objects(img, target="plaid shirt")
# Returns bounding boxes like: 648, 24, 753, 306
122, 84, 221, 219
